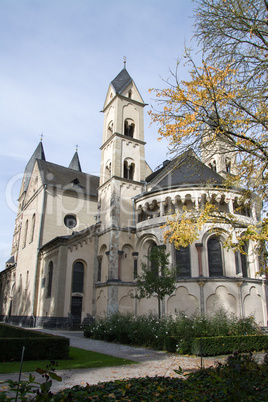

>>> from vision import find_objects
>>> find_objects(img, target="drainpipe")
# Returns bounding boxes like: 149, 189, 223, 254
31, 184, 47, 326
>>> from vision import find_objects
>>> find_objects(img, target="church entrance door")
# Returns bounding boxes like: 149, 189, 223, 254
71, 296, 82, 329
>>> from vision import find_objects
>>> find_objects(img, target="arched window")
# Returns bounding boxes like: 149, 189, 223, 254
124, 119, 135, 137
107, 120, 113, 136
72, 261, 84, 293
30, 214, 36, 243
208, 160, 217, 172
124, 160, 135, 180
148, 243, 159, 273
97, 256, 102, 282
208, 237, 223, 276
164, 197, 175, 215
23, 220, 28, 248
47, 261, 53, 298
226, 158, 231, 173
128, 90, 132, 99
235, 244, 248, 277
175, 246, 191, 277
149, 201, 160, 218
105, 161, 111, 180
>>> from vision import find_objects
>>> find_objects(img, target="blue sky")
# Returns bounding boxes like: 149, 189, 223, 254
0, 0, 196, 270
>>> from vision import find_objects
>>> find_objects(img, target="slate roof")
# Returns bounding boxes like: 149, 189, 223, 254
24, 141, 46, 191
111, 68, 132, 94
37, 159, 99, 197
68, 151, 82, 172
5, 255, 15, 266
146, 151, 224, 190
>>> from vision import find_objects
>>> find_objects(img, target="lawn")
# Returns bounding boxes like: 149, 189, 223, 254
0, 346, 136, 374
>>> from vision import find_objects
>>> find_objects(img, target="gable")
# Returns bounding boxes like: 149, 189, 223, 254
24, 161, 43, 205
103, 69, 144, 110
147, 151, 224, 191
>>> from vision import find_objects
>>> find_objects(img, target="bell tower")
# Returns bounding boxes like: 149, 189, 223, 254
100, 67, 147, 186
201, 115, 238, 177
97, 66, 149, 316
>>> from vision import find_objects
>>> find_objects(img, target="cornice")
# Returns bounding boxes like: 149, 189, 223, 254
100, 132, 146, 151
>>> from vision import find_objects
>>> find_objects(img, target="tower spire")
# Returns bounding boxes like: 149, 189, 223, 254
123, 56, 127, 69
69, 148, 82, 172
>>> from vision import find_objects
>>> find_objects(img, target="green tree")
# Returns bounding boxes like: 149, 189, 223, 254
149, 0, 268, 263
135, 246, 176, 319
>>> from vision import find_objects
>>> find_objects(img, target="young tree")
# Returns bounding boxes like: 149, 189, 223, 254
149, 0, 268, 261
134, 246, 176, 319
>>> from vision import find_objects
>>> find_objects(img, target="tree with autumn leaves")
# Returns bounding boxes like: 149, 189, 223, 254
149, 0, 268, 269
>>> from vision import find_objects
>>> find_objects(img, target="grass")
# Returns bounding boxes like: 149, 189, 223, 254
0, 346, 136, 374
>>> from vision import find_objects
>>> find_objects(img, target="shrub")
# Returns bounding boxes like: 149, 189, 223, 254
191, 335, 268, 356
0, 324, 69, 361
84, 310, 260, 354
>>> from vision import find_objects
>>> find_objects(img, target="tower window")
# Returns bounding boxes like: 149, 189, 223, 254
107, 120, 113, 134
208, 160, 217, 172
124, 119, 135, 137
128, 90, 132, 99
124, 160, 135, 180
105, 161, 111, 180
226, 158, 231, 173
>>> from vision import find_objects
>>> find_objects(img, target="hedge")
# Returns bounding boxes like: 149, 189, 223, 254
191, 335, 268, 356
0, 324, 69, 361
164, 334, 268, 356
0, 323, 48, 338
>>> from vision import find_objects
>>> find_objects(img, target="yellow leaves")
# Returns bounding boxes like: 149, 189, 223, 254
149, 62, 243, 149
162, 203, 218, 249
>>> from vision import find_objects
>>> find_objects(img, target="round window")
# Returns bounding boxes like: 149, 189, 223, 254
64, 214, 77, 229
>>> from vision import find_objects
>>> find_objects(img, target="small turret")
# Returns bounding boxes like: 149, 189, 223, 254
69, 151, 82, 172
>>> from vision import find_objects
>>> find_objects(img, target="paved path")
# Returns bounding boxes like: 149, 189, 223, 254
0, 328, 259, 395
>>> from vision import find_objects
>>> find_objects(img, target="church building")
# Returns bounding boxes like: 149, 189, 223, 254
0, 67, 267, 328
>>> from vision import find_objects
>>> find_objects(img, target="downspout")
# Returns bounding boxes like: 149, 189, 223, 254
31, 184, 47, 326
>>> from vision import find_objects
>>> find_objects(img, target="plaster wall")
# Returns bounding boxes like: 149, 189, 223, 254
42, 188, 97, 245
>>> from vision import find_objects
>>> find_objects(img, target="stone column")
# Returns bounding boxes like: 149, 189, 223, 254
195, 243, 203, 276
160, 201, 164, 217
236, 280, 243, 318
228, 196, 234, 214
